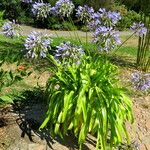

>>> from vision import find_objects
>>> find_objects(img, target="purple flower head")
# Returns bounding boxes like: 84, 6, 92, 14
131, 72, 150, 91
93, 26, 121, 52
87, 9, 121, 31
130, 22, 147, 37
76, 5, 94, 23
32, 2, 51, 19
98, 8, 121, 27
107, 11, 121, 25
24, 31, 53, 59
21, 0, 32, 3
55, 41, 85, 65
51, 0, 74, 17
2, 21, 20, 38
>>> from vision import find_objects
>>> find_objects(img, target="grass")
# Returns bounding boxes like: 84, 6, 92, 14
0, 35, 25, 63
0, 33, 140, 104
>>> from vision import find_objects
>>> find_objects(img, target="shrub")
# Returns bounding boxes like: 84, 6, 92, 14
0, 0, 22, 21
40, 55, 134, 150
0, 11, 6, 27
112, 5, 140, 30
62, 21, 77, 30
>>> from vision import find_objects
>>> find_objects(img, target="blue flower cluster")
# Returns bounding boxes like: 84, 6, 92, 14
76, 5, 94, 23
130, 22, 147, 37
32, 2, 51, 19
132, 72, 150, 91
55, 41, 85, 65
24, 31, 53, 59
2, 21, 20, 38
21, 0, 32, 3
51, 0, 74, 17
93, 26, 121, 52
82, 8, 121, 52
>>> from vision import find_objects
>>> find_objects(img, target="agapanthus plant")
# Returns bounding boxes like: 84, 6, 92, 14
76, 5, 94, 23
2, 21, 21, 38
32, 2, 51, 19
55, 41, 85, 65
51, 0, 75, 17
132, 72, 150, 91
24, 31, 53, 59
93, 26, 121, 52
130, 20, 149, 72
41, 55, 134, 150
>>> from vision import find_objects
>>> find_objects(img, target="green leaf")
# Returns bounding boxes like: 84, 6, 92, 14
0, 95, 13, 103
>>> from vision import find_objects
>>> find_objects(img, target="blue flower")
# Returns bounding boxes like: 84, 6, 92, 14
55, 41, 85, 65
130, 22, 147, 37
2, 21, 20, 38
132, 72, 150, 91
93, 26, 121, 52
21, 0, 32, 3
24, 31, 53, 59
87, 9, 121, 31
32, 2, 51, 19
76, 5, 94, 23
51, 0, 74, 17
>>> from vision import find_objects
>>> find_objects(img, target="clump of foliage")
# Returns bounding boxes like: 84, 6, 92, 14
0, 11, 7, 27
111, 4, 140, 30
40, 55, 134, 150
0, 62, 32, 103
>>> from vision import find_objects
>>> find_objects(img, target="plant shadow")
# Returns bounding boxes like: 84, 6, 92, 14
12, 88, 92, 150
108, 54, 136, 69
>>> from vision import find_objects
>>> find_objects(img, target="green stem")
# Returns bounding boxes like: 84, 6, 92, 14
62, 17, 73, 41
113, 31, 137, 54
68, 17, 82, 45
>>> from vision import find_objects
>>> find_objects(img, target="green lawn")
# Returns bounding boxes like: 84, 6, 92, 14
0, 34, 138, 104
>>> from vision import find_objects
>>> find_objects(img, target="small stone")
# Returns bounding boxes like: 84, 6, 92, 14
145, 144, 150, 150
137, 131, 144, 141
140, 144, 147, 150
146, 120, 150, 130
28, 144, 46, 150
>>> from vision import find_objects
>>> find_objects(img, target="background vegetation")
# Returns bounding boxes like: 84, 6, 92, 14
0, 0, 144, 30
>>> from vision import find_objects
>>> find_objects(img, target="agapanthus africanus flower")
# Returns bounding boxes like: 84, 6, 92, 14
24, 31, 53, 59
132, 72, 150, 91
76, 5, 94, 23
32, 2, 51, 19
2, 21, 21, 38
51, 0, 74, 17
93, 26, 121, 52
130, 22, 147, 37
55, 41, 85, 65
87, 8, 121, 31
21, 0, 32, 3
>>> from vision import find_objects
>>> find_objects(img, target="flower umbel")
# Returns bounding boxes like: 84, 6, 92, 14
55, 41, 85, 65
24, 31, 53, 59
2, 21, 21, 38
51, 0, 74, 17
76, 5, 94, 23
93, 26, 121, 52
132, 72, 150, 91
87, 8, 121, 30
21, 0, 32, 3
32, 2, 51, 19
130, 22, 147, 37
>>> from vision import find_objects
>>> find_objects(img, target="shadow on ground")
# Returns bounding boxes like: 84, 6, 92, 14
0, 88, 139, 150
9, 88, 94, 150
